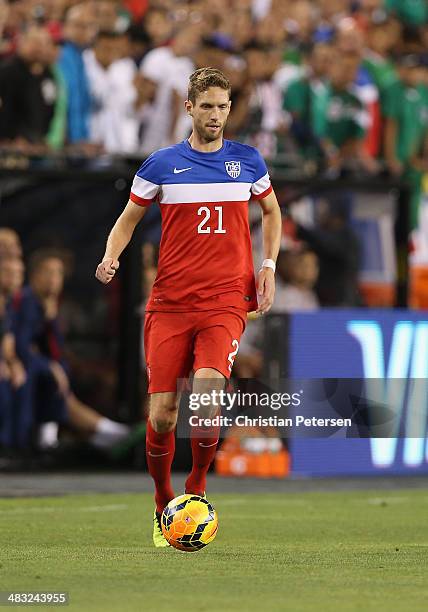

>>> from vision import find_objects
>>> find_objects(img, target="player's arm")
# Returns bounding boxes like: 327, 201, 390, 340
95, 199, 148, 284
256, 189, 282, 314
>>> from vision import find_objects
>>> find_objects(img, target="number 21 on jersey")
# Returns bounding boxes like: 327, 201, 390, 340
197, 206, 226, 234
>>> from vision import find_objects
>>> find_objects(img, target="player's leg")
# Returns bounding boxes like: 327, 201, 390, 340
185, 368, 225, 496
146, 391, 178, 514
186, 311, 246, 496
143, 311, 194, 546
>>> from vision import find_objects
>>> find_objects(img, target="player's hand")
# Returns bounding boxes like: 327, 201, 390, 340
95, 258, 119, 284
256, 267, 275, 315
49, 361, 70, 397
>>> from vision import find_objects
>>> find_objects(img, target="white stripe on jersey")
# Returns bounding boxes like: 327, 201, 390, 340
159, 182, 252, 204
131, 175, 159, 200
251, 172, 271, 196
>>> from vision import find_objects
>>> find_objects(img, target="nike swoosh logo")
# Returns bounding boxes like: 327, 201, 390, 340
198, 441, 218, 448
173, 167, 192, 174
148, 451, 170, 457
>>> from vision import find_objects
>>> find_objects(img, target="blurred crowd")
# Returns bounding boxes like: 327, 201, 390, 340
0, 226, 139, 465
0, 0, 426, 178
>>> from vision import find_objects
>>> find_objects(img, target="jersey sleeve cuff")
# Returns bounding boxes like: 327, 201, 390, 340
251, 184, 273, 200
130, 192, 152, 207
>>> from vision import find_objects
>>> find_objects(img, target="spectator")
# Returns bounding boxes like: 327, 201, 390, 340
0, 25, 61, 151
241, 42, 288, 157
0, 0, 25, 59
286, 0, 316, 53
94, 0, 129, 32
323, 49, 377, 174
12, 250, 132, 451
255, 11, 287, 49
44, 34, 68, 151
127, 22, 151, 67
140, 24, 200, 152
274, 248, 320, 311
143, 6, 173, 48
193, 38, 229, 73
295, 195, 362, 306
168, 25, 202, 142
84, 30, 140, 153
384, 54, 428, 229
283, 42, 333, 164
336, 18, 381, 159
222, 8, 254, 52
384, 54, 426, 174
223, 54, 252, 139
0, 267, 13, 449
363, 15, 400, 129
0, 228, 22, 258
0, 256, 27, 450
58, 2, 97, 144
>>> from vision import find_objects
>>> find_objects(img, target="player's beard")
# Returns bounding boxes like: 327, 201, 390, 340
194, 119, 225, 143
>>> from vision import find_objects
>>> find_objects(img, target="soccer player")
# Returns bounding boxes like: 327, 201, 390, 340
96, 68, 282, 547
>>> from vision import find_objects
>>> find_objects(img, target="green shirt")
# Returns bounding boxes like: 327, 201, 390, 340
325, 89, 367, 148
283, 48, 303, 66
46, 64, 67, 151
384, 0, 428, 25
283, 76, 330, 139
384, 81, 427, 162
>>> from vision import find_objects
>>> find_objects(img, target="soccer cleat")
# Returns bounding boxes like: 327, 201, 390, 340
153, 510, 170, 548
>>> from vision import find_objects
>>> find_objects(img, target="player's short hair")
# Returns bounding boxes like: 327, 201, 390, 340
187, 68, 231, 104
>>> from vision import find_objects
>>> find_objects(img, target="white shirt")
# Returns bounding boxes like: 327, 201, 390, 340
140, 47, 194, 154
83, 50, 140, 154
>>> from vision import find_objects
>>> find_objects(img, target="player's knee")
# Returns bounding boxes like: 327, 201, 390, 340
150, 414, 177, 433
149, 403, 178, 433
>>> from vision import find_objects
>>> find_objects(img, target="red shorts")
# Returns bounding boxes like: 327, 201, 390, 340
144, 310, 246, 393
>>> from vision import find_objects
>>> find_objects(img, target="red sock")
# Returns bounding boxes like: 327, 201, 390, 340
185, 423, 220, 496
146, 421, 175, 514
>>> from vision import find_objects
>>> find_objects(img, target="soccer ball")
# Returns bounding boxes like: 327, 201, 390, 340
161, 494, 218, 552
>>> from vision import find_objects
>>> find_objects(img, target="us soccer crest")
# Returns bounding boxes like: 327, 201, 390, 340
225, 161, 241, 179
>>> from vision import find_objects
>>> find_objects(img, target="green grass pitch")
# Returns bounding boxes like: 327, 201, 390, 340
0, 489, 427, 611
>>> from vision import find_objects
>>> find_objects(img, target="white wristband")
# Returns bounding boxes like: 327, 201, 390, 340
261, 258, 276, 273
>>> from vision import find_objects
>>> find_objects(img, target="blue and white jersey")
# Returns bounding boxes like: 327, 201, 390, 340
130, 139, 273, 312
130, 139, 272, 206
